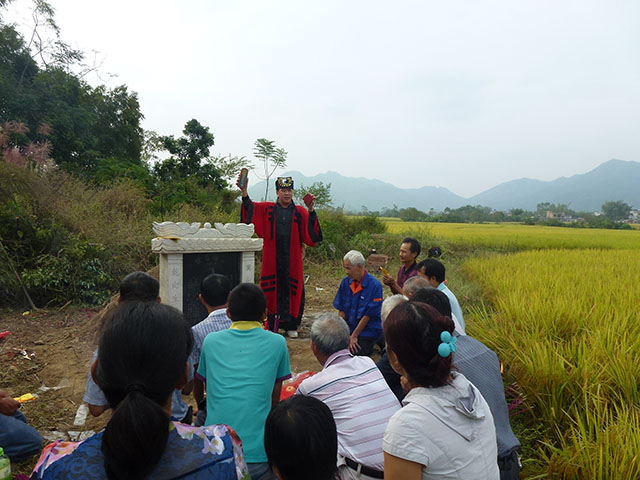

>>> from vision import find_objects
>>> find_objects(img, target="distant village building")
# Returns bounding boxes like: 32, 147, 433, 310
546, 210, 575, 222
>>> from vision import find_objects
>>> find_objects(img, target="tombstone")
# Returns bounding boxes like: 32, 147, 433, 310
151, 221, 263, 326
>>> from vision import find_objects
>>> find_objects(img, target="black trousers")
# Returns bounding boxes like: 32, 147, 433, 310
498, 449, 520, 480
268, 287, 305, 331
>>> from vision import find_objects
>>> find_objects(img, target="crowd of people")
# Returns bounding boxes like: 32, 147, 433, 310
0, 176, 521, 480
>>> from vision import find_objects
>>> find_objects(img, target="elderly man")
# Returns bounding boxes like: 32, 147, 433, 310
297, 314, 400, 480
333, 250, 383, 356
239, 175, 322, 338
382, 237, 421, 294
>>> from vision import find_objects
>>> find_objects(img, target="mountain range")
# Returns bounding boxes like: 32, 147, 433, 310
247, 159, 640, 212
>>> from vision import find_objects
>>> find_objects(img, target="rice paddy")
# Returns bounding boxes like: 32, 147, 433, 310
384, 221, 640, 251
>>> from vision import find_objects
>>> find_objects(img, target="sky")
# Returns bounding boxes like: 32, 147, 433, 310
5, 0, 640, 197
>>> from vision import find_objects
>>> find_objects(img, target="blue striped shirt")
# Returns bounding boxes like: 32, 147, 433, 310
190, 308, 232, 366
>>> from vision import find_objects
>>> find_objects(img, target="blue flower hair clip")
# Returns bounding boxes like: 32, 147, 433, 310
437, 331, 457, 358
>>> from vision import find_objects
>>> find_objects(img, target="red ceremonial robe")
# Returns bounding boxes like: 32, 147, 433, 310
241, 198, 322, 319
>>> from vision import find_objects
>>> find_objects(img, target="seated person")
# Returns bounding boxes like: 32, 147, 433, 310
197, 283, 291, 480
32, 301, 248, 479
406, 280, 465, 334
0, 389, 42, 462
297, 314, 400, 479
382, 301, 499, 479
417, 258, 466, 330
333, 250, 383, 356
190, 274, 233, 426
265, 395, 338, 480
412, 288, 521, 480
83, 271, 193, 423
376, 295, 409, 401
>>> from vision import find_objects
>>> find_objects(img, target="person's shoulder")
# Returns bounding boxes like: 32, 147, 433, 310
202, 327, 231, 345
262, 329, 288, 346
364, 271, 382, 287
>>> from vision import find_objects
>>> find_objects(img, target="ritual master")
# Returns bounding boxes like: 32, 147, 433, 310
238, 174, 322, 337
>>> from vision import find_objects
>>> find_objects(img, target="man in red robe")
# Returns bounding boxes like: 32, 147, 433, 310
238, 175, 322, 337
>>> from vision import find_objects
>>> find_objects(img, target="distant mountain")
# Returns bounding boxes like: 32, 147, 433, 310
468, 159, 640, 211
247, 159, 640, 212
248, 171, 465, 212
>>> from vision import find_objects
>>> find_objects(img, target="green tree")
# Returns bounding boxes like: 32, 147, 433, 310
0, 20, 144, 177
601, 200, 631, 221
294, 181, 332, 209
253, 138, 287, 201
154, 119, 223, 189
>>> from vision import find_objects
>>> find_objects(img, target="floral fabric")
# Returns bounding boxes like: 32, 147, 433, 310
31, 421, 250, 480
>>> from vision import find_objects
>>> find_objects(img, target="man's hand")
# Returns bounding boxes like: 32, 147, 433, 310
303, 194, 315, 213
0, 390, 20, 416
382, 274, 396, 287
348, 334, 361, 354
235, 172, 249, 197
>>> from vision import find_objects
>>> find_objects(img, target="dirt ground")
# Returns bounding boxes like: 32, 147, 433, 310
0, 270, 383, 474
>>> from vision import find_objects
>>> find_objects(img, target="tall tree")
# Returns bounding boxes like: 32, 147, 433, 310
154, 119, 223, 189
252, 138, 287, 201
601, 200, 631, 221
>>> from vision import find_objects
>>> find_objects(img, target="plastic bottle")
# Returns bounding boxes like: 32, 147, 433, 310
0, 447, 11, 480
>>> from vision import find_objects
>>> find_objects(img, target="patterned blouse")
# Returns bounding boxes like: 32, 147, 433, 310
31, 422, 250, 479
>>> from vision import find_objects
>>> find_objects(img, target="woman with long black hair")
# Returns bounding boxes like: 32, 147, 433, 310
32, 301, 249, 480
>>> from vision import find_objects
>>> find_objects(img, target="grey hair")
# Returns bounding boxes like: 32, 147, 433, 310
403, 276, 431, 298
310, 314, 350, 356
343, 250, 365, 267
381, 294, 407, 323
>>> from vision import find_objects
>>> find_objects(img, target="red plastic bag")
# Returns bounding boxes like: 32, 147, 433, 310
280, 371, 316, 400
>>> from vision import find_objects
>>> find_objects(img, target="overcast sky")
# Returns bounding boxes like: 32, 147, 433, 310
6, 0, 640, 196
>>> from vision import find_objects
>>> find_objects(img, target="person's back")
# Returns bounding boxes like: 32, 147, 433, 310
454, 335, 521, 476
197, 283, 291, 480
297, 314, 399, 475
33, 302, 248, 480
382, 301, 498, 480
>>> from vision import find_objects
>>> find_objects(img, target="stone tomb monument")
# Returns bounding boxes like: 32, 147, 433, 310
151, 221, 263, 326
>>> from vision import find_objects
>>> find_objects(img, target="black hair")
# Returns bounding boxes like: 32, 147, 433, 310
417, 258, 446, 283
410, 288, 452, 318
384, 301, 454, 388
265, 395, 338, 480
402, 237, 421, 257
227, 283, 266, 322
200, 274, 232, 308
119, 272, 159, 302
95, 302, 193, 480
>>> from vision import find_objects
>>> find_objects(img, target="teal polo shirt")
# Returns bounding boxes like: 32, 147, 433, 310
197, 321, 291, 463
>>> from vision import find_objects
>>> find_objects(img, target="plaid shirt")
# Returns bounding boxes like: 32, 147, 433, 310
190, 308, 232, 366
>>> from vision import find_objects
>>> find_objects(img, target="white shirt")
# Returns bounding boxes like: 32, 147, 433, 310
297, 349, 400, 470
383, 373, 499, 479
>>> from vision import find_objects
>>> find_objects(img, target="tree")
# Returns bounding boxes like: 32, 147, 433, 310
294, 181, 332, 209
154, 119, 223, 189
211, 153, 252, 186
601, 200, 631, 221
0, 21, 144, 177
252, 138, 287, 201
